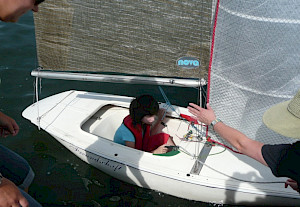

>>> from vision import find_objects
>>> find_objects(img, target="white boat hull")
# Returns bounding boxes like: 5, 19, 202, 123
22, 90, 300, 205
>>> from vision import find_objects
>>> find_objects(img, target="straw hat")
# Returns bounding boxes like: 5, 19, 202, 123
263, 90, 300, 139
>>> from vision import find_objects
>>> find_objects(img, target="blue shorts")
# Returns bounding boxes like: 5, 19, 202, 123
0, 144, 42, 206
0, 144, 34, 189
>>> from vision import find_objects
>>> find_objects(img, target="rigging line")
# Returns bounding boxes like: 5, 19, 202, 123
180, 141, 285, 184
158, 86, 179, 116
208, 147, 226, 156
207, 0, 220, 103
39, 90, 75, 120
35, 74, 41, 130
207, 137, 243, 155
33, 42, 40, 128
196, 85, 206, 155
178, 146, 195, 158
195, 158, 285, 184
192, 122, 201, 156
158, 86, 206, 138
177, 143, 285, 184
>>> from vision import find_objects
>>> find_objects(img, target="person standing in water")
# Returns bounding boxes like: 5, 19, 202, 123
0, 0, 44, 22
0, 0, 45, 206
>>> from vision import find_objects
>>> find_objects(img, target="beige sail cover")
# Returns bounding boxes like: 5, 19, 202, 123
34, 0, 213, 79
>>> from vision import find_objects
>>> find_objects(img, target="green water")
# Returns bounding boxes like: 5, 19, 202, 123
0, 12, 222, 207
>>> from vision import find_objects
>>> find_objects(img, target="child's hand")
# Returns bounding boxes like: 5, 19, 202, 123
152, 144, 168, 154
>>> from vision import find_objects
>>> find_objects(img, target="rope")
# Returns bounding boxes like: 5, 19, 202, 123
176, 142, 285, 185
32, 68, 75, 126
35, 68, 41, 130
158, 86, 180, 117
158, 86, 206, 138
177, 144, 285, 184
157, 86, 284, 184
207, 0, 220, 103
207, 137, 243, 155
208, 147, 226, 156
195, 157, 285, 184
38, 90, 75, 120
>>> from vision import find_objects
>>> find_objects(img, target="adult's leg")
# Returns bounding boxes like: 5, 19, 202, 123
20, 188, 42, 207
0, 144, 34, 189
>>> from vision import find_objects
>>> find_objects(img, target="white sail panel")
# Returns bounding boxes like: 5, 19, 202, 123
34, 0, 213, 79
209, 0, 300, 145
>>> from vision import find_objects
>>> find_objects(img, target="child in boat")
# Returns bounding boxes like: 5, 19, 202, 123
114, 94, 176, 154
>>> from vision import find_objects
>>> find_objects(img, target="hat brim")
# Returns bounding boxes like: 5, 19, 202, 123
263, 100, 300, 139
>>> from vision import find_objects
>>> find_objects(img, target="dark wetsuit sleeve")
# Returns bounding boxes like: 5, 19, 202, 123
262, 141, 300, 190
261, 143, 290, 177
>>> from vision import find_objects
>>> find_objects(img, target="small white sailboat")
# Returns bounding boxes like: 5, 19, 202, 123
23, 0, 300, 205
22, 89, 300, 205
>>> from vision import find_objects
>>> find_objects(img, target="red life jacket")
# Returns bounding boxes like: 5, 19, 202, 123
123, 115, 170, 152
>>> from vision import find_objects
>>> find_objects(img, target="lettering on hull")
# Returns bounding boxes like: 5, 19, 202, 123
68, 144, 123, 172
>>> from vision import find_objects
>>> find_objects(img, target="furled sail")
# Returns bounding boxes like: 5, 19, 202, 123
209, 0, 300, 145
33, 0, 214, 86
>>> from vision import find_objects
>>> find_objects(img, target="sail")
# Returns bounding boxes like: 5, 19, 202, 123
34, 0, 213, 80
209, 0, 300, 145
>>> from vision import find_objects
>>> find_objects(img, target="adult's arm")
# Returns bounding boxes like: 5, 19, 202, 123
187, 103, 267, 166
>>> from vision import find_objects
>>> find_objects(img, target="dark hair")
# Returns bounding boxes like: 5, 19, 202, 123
129, 95, 159, 125
35, 0, 45, 6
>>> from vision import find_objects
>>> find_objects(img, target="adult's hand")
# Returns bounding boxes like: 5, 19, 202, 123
187, 103, 216, 125
285, 179, 299, 192
0, 112, 19, 137
0, 178, 29, 207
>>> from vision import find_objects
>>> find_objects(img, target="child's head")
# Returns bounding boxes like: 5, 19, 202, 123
129, 95, 159, 125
